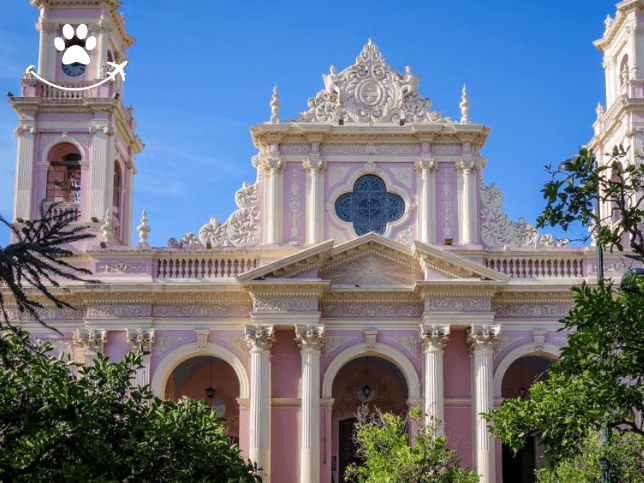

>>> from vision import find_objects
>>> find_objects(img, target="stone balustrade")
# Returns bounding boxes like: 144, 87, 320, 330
485, 252, 587, 278
157, 254, 258, 279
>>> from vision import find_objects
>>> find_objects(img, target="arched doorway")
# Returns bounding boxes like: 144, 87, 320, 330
331, 356, 409, 483
500, 355, 553, 483
164, 355, 241, 444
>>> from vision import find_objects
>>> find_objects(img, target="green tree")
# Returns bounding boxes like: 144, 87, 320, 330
345, 406, 479, 483
0, 329, 261, 482
484, 146, 644, 481
0, 202, 96, 340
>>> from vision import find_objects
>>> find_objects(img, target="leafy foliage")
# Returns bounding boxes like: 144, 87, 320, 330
485, 145, 644, 481
345, 407, 479, 483
0, 329, 261, 483
0, 201, 96, 337
539, 145, 644, 260
535, 431, 644, 483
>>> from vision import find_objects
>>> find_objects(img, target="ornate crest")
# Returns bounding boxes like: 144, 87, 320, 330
298, 39, 443, 124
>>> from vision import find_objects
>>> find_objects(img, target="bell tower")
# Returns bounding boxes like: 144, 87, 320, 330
590, 0, 644, 168
9, 0, 143, 248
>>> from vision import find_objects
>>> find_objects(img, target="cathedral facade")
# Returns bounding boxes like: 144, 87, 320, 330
7, 1, 641, 482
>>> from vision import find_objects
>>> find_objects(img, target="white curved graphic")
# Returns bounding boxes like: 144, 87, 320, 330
25, 61, 128, 92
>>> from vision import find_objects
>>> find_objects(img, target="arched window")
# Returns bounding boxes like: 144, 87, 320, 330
46, 143, 82, 203
113, 161, 123, 215
335, 175, 404, 236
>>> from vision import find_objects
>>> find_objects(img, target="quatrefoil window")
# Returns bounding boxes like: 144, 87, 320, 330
335, 175, 404, 236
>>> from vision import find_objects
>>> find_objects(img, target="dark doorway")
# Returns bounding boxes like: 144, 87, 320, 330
502, 436, 536, 483
339, 417, 361, 481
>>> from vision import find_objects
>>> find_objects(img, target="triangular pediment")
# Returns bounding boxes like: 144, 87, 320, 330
237, 234, 509, 287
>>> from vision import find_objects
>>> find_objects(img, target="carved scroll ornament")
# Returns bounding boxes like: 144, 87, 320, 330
168, 180, 260, 248
479, 176, 568, 248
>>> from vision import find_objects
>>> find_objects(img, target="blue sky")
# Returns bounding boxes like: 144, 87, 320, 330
0, 0, 613, 247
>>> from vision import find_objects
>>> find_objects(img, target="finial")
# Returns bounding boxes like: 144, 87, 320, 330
604, 14, 613, 30
460, 84, 470, 124
596, 102, 605, 118
100, 209, 118, 247
368, 38, 373, 45
137, 209, 151, 248
270, 85, 280, 124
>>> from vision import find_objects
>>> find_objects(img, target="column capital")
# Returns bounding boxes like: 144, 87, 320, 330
36, 17, 58, 33
126, 328, 155, 353
295, 324, 325, 352
456, 156, 475, 173
245, 325, 275, 352
304, 154, 325, 173
467, 324, 500, 352
420, 324, 450, 352
14, 124, 36, 137
73, 328, 107, 356
415, 156, 437, 174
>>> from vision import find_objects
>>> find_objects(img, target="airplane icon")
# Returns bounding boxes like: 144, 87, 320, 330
106, 60, 128, 81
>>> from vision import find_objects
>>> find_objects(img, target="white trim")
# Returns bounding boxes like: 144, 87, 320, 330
493, 342, 561, 398
325, 164, 417, 239
150, 342, 250, 400
321, 341, 420, 400
40, 135, 87, 164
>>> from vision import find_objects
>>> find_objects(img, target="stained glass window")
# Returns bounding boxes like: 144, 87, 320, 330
335, 175, 404, 236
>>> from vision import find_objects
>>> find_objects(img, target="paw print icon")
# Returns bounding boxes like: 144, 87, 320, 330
54, 24, 96, 77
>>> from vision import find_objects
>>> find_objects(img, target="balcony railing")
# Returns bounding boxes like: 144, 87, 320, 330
157, 255, 258, 279
44, 202, 80, 220
485, 253, 586, 279
38, 82, 95, 99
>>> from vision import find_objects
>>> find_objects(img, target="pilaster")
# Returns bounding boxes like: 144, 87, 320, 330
13, 124, 37, 220
467, 324, 500, 483
456, 157, 474, 245
244, 324, 276, 482
263, 137, 284, 245
415, 156, 437, 244
35, 17, 58, 79
419, 324, 449, 434
295, 324, 325, 483
89, 124, 114, 219
305, 134, 325, 245
126, 328, 155, 387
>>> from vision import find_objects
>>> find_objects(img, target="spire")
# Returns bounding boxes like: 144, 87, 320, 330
460, 84, 470, 124
137, 209, 151, 248
270, 85, 280, 124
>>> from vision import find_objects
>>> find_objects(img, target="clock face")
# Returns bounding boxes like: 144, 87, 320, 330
62, 62, 86, 77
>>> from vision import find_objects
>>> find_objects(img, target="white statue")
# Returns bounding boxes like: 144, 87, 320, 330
398, 66, 419, 105
322, 65, 343, 105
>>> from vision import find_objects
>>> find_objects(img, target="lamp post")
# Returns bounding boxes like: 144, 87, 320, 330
592, 156, 610, 483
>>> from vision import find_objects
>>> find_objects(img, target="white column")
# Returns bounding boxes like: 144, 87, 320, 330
419, 324, 449, 435
13, 125, 36, 220
457, 158, 474, 245
73, 328, 107, 367
126, 328, 155, 387
36, 17, 58, 79
245, 325, 275, 482
416, 156, 437, 244
89, 18, 110, 80
295, 325, 324, 483
467, 324, 500, 483
89, 125, 113, 219
264, 149, 284, 245
305, 153, 325, 245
